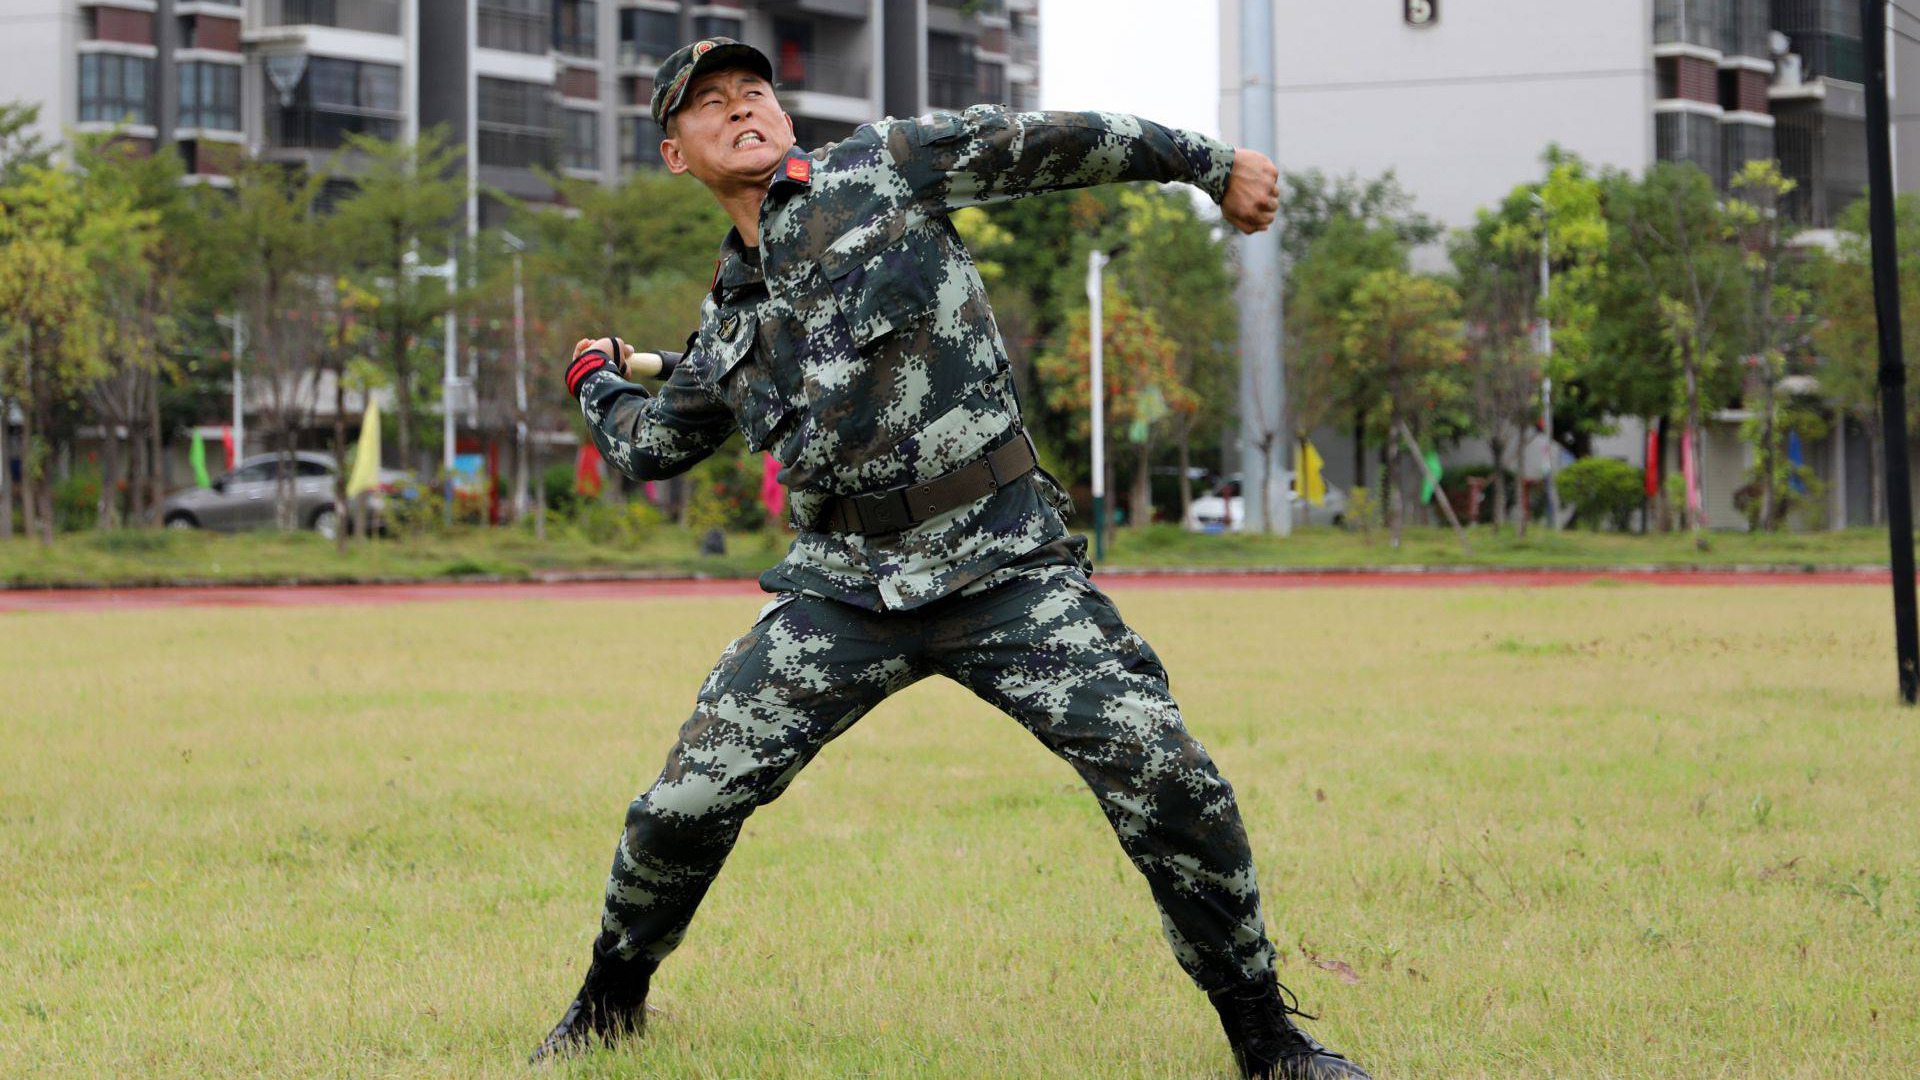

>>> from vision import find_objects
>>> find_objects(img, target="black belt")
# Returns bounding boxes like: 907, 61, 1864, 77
815, 432, 1038, 535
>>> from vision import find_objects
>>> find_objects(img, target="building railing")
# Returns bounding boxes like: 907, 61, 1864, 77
259, 0, 400, 36
1653, 0, 1724, 52
928, 70, 974, 110
265, 104, 399, 149
773, 50, 867, 98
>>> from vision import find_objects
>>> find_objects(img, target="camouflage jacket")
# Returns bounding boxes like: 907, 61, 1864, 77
576, 105, 1236, 611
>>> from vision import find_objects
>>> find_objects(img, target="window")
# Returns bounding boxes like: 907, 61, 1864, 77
564, 108, 598, 170
308, 57, 401, 113
553, 0, 597, 57
268, 57, 401, 149
977, 61, 1004, 104
294, 460, 332, 478
178, 62, 240, 131
927, 32, 975, 109
477, 77, 556, 168
79, 53, 154, 125
620, 9, 678, 64
620, 114, 663, 168
691, 15, 740, 41
478, 0, 548, 54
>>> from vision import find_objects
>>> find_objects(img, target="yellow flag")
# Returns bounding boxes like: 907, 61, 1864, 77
345, 399, 382, 497
1300, 439, 1326, 507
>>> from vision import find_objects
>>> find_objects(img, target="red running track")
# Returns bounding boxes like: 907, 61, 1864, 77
0, 568, 1892, 614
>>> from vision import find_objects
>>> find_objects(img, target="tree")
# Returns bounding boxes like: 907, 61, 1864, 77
1339, 269, 1464, 545
0, 162, 154, 541
1277, 168, 1441, 266
329, 128, 468, 474
1111, 187, 1236, 524
1607, 163, 1746, 537
202, 157, 334, 529
1726, 161, 1814, 529
1813, 192, 1920, 526
1288, 215, 1409, 484
0, 102, 51, 186
1034, 292, 1196, 526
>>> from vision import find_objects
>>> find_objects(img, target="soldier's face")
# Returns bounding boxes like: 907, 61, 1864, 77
661, 69, 795, 186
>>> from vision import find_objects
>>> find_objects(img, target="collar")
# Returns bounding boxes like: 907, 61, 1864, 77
768, 146, 814, 192
712, 227, 765, 296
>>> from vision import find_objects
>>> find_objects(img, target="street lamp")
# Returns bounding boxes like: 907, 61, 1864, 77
404, 250, 461, 520
501, 231, 530, 523
1531, 192, 1561, 530
1086, 245, 1123, 562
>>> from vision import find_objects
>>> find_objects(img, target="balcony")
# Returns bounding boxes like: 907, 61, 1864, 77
265, 104, 399, 149
260, 0, 400, 36
1653, 0, 1723, 53
774, 50, 868, 98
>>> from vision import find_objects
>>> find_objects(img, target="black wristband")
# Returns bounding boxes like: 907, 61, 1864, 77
566, 351, 611, 397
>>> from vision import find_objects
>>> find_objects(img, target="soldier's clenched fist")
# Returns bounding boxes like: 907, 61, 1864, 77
1220, 148, 1280, 235
565, 337, 635, 398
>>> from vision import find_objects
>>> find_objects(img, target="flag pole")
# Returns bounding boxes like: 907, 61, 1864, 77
1862, 0, 1920, 704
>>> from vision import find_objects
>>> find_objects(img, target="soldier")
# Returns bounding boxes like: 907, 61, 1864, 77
532, 38, 1371, 1080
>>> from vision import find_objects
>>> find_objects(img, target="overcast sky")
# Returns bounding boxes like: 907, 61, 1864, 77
1038, 0, 1222, 140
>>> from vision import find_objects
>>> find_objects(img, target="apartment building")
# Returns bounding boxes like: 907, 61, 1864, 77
0, 0, 1037, 216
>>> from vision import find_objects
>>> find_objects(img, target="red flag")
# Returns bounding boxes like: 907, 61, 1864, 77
1644, 426, 1660, 497
221, 426, 235, 470
575, 443, 603, 498
760, 454, 785, 522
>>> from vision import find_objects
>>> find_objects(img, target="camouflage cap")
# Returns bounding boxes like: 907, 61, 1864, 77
650, 38, 775, 128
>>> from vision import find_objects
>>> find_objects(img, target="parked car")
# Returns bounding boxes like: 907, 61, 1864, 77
159, 452, 414, 538
1182, 474, 1349, 532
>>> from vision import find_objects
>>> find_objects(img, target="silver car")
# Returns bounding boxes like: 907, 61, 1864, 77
160, 451, 409, 538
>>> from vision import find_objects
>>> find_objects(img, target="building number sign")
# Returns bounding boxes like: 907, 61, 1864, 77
1406, 0, 1437, 26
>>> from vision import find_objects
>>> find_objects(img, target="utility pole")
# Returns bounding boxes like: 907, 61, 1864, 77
1237, 0, 1289, 534
1088, 247, 1110, 562
1862, 0, 1919, 704
215, 314, 246, 465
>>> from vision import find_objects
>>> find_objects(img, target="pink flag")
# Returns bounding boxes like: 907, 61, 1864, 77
1644, 426, 1660, 498
760, 454, 785, 522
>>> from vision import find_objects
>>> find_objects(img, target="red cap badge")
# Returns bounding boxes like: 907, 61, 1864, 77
785, 157, 811, 183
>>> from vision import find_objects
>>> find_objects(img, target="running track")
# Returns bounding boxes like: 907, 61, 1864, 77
0, 567, 1894, 614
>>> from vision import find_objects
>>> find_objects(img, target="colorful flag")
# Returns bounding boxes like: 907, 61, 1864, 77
221, 425, 235, 470
1644, 425, 1660, 498
1299, 439, 1326, 507
345, 399, 382, 497
760, 454, 786, 522
1787, 431, 1807, 495
575, 443, 603, 497
189, 429, 212, 488
1419, 450, 1444, 504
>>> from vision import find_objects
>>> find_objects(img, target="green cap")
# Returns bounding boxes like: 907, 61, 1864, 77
650, 37, 774, 128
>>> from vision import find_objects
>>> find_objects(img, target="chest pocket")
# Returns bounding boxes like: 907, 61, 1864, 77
821, 225, 939, 350
697, 310, 791, 453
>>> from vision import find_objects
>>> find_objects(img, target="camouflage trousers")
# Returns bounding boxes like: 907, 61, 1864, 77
593, 561, 1277, 991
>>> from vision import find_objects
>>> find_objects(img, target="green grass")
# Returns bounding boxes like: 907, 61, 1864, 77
2, 585, 1916, 1078
0, 523, 1908, 589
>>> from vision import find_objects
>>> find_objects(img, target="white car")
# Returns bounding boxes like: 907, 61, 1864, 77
1183, 475, 1349, 532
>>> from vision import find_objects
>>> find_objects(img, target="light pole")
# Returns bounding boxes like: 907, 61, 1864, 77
1087, 247, 1110, 562
403, 251, 461, 521
1237, 0, 1290, 535
214, 314, 245, 465
502, 231, 530, 523
1532, 193, 1561, 530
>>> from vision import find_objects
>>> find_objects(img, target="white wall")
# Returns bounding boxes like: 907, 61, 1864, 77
0, 0, 79, 152
1221, 0, 1655, 267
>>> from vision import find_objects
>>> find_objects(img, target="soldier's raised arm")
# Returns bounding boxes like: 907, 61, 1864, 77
564, 328, 735, 481
885, 105, 1279, 233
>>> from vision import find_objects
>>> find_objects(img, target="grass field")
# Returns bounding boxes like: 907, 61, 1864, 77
0, 523, 1909, 589
3, 584, 1917, 1078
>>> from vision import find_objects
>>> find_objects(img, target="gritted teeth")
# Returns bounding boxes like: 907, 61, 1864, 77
733, 131, 764, 148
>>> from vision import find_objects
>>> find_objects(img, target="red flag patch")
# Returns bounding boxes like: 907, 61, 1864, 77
785, 157, 811, 183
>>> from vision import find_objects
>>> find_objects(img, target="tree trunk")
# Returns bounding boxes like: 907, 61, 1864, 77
1132, 439, 1153, 528
0, 392, 12, 539
1384, 401, 1402, 547
1682, 338, 1705, 538
1175, 426, 1193, 527
1759, 377, 1777, 530
534, 442, 548, 541
391, 327, 414, 473
333, 368, 350, 554
1489, 434, 1508, 529
1869, 411, 1886, 528
1352, 415, 1365, 499
147, 368, 165, 521
96, 421, 120, 531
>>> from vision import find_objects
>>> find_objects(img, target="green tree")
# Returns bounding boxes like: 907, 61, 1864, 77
1606, 162, 1746, 536
1288, 214, 1409, 483
329, 127, 468, 472
0, 162, 155, 541
0, 102, 51, 186
1035, 292, 1196, 527
1340, 269, 1464, 545
1727, 161, 1814, 529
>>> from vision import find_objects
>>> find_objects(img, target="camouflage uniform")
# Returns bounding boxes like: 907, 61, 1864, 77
575, 105, 1276, 991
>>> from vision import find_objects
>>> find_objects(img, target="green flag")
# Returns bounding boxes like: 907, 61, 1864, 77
1420, 450, 1444, 504
189, 429, 211, 488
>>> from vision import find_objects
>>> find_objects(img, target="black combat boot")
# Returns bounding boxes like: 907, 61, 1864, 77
1207, 971, 1371, 1080
528, 949, 656, 1064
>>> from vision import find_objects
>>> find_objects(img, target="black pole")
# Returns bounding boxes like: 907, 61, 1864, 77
1862, 0, 1920, 704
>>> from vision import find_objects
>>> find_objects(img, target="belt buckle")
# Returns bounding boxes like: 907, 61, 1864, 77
857, 489, 913, 534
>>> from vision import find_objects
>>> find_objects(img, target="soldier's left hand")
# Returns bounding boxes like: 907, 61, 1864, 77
1221, 148, 1281, 235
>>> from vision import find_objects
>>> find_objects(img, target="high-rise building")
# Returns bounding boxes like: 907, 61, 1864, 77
0, 0, 1037, 221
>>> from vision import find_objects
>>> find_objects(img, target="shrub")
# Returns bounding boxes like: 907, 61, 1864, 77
568, 499, 665, 546
1558, 456, 1643, 531
53, 469, 102, 533
686, 446, 770, 533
